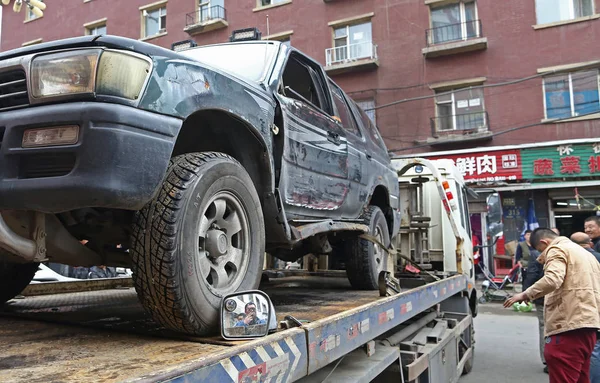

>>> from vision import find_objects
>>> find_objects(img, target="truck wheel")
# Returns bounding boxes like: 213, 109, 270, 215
0, 256, 38, 304
345, 206, 390, 290
462, 322, 476, 375
131, 152, 265, 335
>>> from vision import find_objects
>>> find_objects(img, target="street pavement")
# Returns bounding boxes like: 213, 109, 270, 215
460, 303, 548, 383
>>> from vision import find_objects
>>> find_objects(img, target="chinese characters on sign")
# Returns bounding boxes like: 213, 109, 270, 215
524, 142, 600, 179
428, 143, 600, 184
533, 159, 554, 176
429, 150, 522, 183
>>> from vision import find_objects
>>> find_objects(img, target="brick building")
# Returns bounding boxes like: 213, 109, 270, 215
3, 0, 600, 270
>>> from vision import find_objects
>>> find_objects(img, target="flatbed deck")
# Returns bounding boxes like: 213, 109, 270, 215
0, 273, 468, 383
0, 275, 378, 383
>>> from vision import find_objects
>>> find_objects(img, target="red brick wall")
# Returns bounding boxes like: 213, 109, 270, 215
2, 0, 600, 155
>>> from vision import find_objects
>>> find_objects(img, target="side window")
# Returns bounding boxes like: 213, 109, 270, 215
329, 81, 361, 136
352, 101, 387, 150
281, 54, 331, 114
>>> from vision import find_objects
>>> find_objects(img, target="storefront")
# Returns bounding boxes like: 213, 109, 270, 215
410, 138, 600, 275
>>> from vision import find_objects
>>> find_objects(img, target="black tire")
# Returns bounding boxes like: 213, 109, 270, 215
462, 320, 476, 375
345, 206, 390, 290
130, 152, 265, 335
0, 254, 38, 304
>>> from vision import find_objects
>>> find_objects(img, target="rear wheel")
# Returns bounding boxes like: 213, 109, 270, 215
131, 152, 265, 335
345, 206, 390, 290
0, 253, 38, 304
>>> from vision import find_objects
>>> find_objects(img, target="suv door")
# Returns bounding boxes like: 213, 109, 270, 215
328, 80, 369, 219
276, 52, 350, 219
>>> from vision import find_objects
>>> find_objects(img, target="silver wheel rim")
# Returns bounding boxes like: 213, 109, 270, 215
197, 191, 250, 295
374, 226, 385, 273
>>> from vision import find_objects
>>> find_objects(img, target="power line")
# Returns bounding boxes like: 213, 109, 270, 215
387, 110, 600, 155
365, 69, 577, 112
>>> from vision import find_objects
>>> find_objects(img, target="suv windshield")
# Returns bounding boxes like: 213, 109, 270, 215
180, 42, 279, 83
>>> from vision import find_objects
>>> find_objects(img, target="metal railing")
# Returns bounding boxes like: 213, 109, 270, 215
430, 111, 488, 136
186, 5, 226, 27
426, 20, 482, 46
325, 41, 378, 67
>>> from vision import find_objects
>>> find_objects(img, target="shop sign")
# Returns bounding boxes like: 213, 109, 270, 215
521, 143, 600, 179
428, 150, 523, 183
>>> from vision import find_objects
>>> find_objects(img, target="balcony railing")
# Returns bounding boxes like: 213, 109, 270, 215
426, 20, 482, 46
430, 111, 488, 136
325, 41, 378, 67
186, 5, 226, 27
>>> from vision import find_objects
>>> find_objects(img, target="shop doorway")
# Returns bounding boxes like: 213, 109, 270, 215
551, 198, 599, 237
554, 212, 595, 237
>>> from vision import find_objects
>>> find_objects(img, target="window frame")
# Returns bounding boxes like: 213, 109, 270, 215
535, 0, 595, 25
328, 80, 363, 137
279, 53, 334, 116
543, 69, 600, 119
84, 18, 108, 36
140, 1, 168, 39
434, 86, 486, 132
355, 99, 377, 125
428, 1, 479, 44
332, 21, 374, 62
24, 0, 44, 23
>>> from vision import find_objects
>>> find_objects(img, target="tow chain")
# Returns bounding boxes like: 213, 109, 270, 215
359, 233, 441, 281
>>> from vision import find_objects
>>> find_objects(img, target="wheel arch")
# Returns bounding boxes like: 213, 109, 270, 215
369, 185, 393, 237
172, 109, 274, 204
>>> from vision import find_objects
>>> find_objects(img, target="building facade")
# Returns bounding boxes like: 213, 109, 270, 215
3, 0, 600, 270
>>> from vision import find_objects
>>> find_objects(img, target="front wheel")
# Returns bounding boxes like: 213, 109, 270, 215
131, 152, 265, 335
0, 253, 38, 304
345, 206, 390, 290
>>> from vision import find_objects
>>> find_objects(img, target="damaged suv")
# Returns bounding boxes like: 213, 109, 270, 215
0, 34, 399, 335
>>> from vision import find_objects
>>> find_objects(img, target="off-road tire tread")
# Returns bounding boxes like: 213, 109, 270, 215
131, 152, 243, 335
345, 205, 389, 290
0, 255, 39, 304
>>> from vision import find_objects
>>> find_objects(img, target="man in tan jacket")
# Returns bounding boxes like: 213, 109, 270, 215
505, 228, 600, 383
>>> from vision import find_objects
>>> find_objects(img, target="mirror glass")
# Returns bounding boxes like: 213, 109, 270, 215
486, 193, 504, 239
222, 292, 270, 339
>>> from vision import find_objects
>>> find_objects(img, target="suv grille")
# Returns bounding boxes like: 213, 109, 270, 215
0, 70, 29, 111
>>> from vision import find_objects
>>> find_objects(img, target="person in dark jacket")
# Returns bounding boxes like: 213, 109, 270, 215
516, 230, 535, 282
522, 244, 544, 372
585, 216, 600, 253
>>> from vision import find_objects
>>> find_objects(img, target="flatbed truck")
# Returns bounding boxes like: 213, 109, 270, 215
0, 158, 477, 383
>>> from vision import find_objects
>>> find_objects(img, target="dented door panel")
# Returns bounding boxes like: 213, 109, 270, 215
278, 96, 350, 219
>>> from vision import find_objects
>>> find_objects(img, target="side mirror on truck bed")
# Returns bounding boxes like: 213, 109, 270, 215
220, 290, 277, 340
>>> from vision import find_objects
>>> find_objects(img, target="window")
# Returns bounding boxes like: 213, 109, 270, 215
429, 1, 478, 44
356, 99, 376, 125
87, 24, 107, 36
536, 0, 594, 24
434, 87, 486, 131
350, 100, 386, 150
544, 69, 600, 119
25, 0, 43, 21
332, 22, 373, 63
329, 81, 361, 136
260, 0, 288, 6
198, 0, 225, 22
142, 5, 167, 38
281, 54, 331, 114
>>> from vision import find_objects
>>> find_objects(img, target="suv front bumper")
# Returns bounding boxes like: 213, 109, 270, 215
0, 102, 182, 213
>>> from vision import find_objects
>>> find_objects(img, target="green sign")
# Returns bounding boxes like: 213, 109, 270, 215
521, 143, 600, 179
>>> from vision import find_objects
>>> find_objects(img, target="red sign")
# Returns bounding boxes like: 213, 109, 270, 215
428, 150, 523, 183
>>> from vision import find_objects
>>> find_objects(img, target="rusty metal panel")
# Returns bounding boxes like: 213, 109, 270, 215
303, 275, 467, 375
